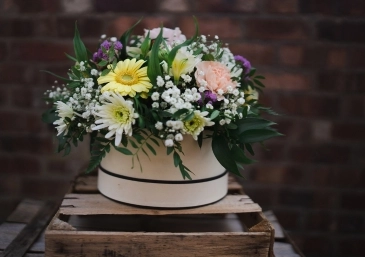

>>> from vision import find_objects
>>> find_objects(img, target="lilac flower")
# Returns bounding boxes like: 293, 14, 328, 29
100, 40, 111, 50
198, 90, 218, 105
234, 55, 251, 75
114, 41, 123, 50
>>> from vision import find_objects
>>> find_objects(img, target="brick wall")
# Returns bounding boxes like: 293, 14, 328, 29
0, 0, 364, 256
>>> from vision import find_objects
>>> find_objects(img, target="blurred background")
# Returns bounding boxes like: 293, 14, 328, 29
0, 0, 364, 256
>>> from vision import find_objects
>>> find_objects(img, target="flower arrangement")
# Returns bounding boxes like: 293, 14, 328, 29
42, 18, 281, 179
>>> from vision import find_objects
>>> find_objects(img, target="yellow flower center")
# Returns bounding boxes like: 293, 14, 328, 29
117, 72, 138, 85
184, 116, 202, 133
113, 106, 130, 123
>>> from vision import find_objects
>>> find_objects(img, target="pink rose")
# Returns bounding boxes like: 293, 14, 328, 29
194, 61, 238, 100
144, 27, 186, 46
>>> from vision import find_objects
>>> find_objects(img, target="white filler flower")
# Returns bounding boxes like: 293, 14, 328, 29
93, 92, 139, 146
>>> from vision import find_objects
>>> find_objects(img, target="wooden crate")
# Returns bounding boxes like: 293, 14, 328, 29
45, 176, 275, 257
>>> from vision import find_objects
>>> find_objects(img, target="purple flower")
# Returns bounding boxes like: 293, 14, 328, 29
114, 41, 123, 50
198, 90, 218, 105
234, 55, 251, 75
100, 40, 111, 50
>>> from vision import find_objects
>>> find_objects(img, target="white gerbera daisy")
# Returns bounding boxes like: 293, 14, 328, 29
182, 110, 214, 140
53, 101, 74, 136
92, 92, 139, 146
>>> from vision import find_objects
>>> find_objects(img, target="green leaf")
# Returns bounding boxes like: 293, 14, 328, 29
67, 81, 80, 89
226, 122, 238, 130
197, 133, 203, 148
113, 145, 133, 155
231, 144, 255, 165
167, 146, 174, 155
86, 155, 102, 173
149, 137, 160, 146
253, 79, 265, 88
245, 143, 255, 156
121, 135, 128, 147
146, 143, 156, 155
202, 53, 214, 61
212, 135, 241, 177
179, 162, 192, 180
133, 133, 145, 144
182, 111, 195, 122
98, 60, 108, 66
173, 152, 181, 167
40, 70, 73, 83
140, 31, 151, 57
73, 23, 88, 62
119, 18, 142, 59
147, 26, 163, 87
254, 75, 265, 79
239, 129, 283, 144
172, 108, 190, 119
65, 53, 78, 62
210, 110, 220, 120
101, 68, 111, 76
129, 139, 138, 149
141, 147, 151, 160
236, 117, 276, 133
41, 109, 57, 124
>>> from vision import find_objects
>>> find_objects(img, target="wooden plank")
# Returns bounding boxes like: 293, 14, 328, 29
263, 210, 284, 239
6, 199, 44, 223
46, 231, 271, 257
0, 201, 60, 257
60, 194, 261, 216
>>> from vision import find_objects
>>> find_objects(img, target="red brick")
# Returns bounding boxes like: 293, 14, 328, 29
332, 122, 365, 141
179, 17, 243, 39
278, 189, 313, 208
250, 165, 304, 185
342, 96, 365, 118
334, 167, 365, 188
311, 120, 332, 141
194, 0, 259, 13
341, 192, 365, 211
138, 17, 175, 33
305, 211, 334, 232
12, 0, 60, 13
21, 176, 71, 200
338, 0, 365, 16
338, 238, 365, 256
317, 20, 365, 43
0, 173, 21, 195
245, 19, 311, 40
0, 135, 53, 154
301, 236, 332, 256
326, 47, 347, 69
243, 187, 276, 207
0, 42, 7, 61
308, 166, 337, 187
42, 65, 71, 85
336, 213, 364, 233
349, 46, 365, 68
159, 0, 189, 12
0, 18, 37, 37
56, 16, 80, 38
107, 16, 142, 38
0, 88, 9, 106
229, 43, 275, 66
95, 0, 158, 12
289, 144, 350, 164
82, 17, 105, 38
11, 41, 73, 62
279, 45, 304, 66
299, 0, 335, 15
266, 0, 299, 13
276, 118, 312, 141
0, 63, 40, 85
0, 156, 41, 174
0, 111, 43, 133
277, 94, 340, 117
263, 73, 311, 91
272, 209, 301, 230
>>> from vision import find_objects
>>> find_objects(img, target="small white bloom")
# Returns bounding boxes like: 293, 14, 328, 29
155, 121, 163, 130
151, 92, 160, 101
101, 34, 106, 39
175, 133, 183, 141
237, 98, 245, 105
206, 103, 213, 109
110, 37, 117, 42
152, 102, 159, 108
91, 69, 98, 76
219, 119, 226, 126
217, 89, 224, 95
164, 139, 174, 147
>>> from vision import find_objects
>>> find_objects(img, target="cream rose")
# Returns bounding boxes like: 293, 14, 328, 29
194, 61, 238, 100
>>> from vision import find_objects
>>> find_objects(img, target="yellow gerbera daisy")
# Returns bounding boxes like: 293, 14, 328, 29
98, 58, 153, 98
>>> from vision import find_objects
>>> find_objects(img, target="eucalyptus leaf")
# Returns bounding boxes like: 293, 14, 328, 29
146, 143, 156, 155
113, 145, 133, 155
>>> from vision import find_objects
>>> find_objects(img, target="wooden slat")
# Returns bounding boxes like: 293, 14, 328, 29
60, 194, 261, 216
46, 231, 271, 257
0, 201, 60, 257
